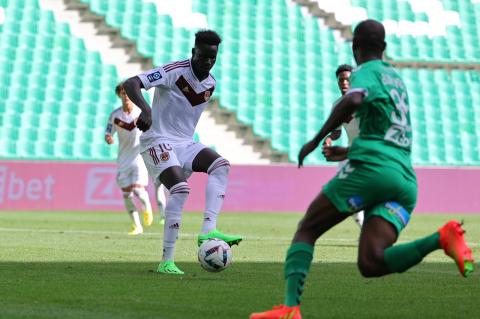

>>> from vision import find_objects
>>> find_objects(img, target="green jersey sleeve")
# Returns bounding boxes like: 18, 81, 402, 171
348, 65, 383, 103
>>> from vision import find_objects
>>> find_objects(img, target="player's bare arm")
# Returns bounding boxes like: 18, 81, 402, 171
298, 91, 363, 167
123, 76, 152, 132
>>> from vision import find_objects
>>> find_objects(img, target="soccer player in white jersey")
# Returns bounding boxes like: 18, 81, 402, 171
323, 65, 364, 227
123, 30, 242, 275
155, 182, 168, 225
105, 83, 154, 235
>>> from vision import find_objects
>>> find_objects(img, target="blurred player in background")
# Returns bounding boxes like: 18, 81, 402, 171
124, 30, 242, 275
250, 19, 473, 319
155, 182, 168, 225
105, 82, 153, 235
324, 64, 364, 227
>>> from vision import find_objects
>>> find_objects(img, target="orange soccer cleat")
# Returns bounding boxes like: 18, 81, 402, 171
249, 305, 302, 319
438, 220, 474, 277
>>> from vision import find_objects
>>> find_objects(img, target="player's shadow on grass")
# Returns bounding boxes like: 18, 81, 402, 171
0, 262, 477, 319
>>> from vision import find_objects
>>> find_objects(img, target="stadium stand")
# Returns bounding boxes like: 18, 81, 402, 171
0, 0, 478, 166
0, 0, 119, 160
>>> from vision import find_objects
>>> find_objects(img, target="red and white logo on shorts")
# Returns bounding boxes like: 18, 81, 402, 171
160, 152, 170, 161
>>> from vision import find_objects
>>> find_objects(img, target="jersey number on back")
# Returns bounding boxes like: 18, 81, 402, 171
384, 88, 412, 147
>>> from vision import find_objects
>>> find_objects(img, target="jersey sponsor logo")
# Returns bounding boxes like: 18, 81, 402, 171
146, 71, 162, 82
175, 75, 215, 107
114, 118, 136, 131
160, 151, 170, 161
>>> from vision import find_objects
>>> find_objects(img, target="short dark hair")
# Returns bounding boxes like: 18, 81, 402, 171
352, 19, 386, 54
336, 64, 353, 77
115, 82, 124, 96
195, 30, 222, 46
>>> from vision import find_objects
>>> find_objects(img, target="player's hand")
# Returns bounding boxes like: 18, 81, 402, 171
105, 135, 114, 144
136, 111, 152, 132
322, 146, 348, 162
298, 140, 318, 168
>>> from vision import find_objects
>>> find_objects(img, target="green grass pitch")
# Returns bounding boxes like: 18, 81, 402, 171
0, 211, 478, 319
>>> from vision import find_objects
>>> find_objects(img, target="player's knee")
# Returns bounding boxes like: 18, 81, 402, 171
357, 251, 385, 278
357, 260, 377, 278
207, 158, 230, 176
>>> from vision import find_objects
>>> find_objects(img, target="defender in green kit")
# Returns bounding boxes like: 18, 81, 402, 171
323, 57, 418, 234
250, 19, 474, 319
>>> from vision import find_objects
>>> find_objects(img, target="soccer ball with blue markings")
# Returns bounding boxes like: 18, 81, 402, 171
198, 239, 232, 272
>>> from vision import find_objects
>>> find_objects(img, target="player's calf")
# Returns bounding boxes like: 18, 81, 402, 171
162, 182, 190, 261
132, 187, 153, 226
123, 190, 142, 234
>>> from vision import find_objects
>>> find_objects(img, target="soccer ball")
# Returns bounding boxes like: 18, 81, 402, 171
198, 239, 232, 272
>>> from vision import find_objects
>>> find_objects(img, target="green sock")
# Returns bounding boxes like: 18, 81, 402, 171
384, 232, 440, 273
284, 242, 314, 307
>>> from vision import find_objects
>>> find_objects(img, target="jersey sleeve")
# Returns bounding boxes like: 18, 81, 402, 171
347, 66, 380, 103
137, 65, 175, 90
105, 112, 116, 136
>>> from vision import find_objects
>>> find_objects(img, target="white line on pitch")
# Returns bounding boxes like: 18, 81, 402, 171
0, 227, 478, 247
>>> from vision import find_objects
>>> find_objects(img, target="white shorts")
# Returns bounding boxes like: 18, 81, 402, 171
116, 161, 149, 189
141, 141, 207, 182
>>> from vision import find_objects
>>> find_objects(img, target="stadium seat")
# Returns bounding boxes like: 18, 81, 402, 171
0, 0, 478, 166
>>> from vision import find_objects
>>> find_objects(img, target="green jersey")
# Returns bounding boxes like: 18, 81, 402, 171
347, 60, 415, 179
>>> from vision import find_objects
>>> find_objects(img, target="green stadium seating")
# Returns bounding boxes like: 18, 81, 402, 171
0, 0, 119, 161
1, 0, 479, 166
351, 0, 480, 63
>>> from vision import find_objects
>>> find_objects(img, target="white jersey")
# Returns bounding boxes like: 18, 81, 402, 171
342, 116, 360, 146
106, 106, 144, 171
137, 59, 215, 152
331, 96, 360, 146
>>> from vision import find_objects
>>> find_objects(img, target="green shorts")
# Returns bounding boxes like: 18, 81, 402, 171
323, 160, 417, 234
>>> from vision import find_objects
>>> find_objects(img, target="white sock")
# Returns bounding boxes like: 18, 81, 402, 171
156, 183, 169, 219
352, 211, 364, 227
123, 192, 141, 227
202, 158, 230, 233
130, 211, 142, 228
133, 187, 152, 213
162, 182, 190, 261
